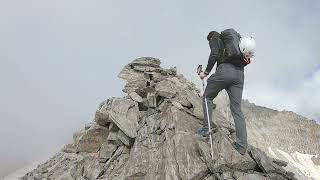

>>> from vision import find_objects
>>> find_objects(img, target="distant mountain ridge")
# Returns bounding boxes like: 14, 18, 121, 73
242, 99, 320, 154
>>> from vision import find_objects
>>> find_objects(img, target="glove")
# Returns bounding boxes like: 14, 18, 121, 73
199, 72, 207, 80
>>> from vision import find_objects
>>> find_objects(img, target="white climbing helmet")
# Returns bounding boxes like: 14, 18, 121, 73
239, 37, 256, 58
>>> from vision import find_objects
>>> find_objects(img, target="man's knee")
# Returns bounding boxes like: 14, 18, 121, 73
203, 97, 217, 109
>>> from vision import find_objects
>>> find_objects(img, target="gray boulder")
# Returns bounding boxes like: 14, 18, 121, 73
108, 97, 139, 138
131, 57, 161, 68
123, 79, 149, 94
118, 64, 147, 82
249, 146, 295, 180
173, 132, 210, 180
233, 171, 270, 180
95, 99, 112, 127
74, 125, 109, 153
129, 91, 144, 103
99, 142, 118, 162
155, 80, 177, 98
198, 131, 257, 173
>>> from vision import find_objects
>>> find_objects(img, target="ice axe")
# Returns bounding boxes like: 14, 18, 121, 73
197, 65, 214, 160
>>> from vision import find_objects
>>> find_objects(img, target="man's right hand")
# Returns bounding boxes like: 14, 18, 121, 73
199, 72, 207, 79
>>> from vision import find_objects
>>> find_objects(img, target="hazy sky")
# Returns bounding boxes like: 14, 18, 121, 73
1, 0, 319, 177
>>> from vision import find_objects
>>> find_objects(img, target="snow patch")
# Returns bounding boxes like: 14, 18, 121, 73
268, 147, 320, 180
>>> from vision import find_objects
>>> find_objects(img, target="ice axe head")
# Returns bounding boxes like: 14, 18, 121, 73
197, 65, 203, 75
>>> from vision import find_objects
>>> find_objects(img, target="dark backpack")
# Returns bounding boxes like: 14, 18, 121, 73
219, 29, 248, 67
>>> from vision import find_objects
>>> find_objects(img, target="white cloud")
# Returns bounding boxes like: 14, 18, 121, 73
244, 70, 320, 121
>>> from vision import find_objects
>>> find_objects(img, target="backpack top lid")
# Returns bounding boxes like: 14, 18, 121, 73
220, 28, 240, 38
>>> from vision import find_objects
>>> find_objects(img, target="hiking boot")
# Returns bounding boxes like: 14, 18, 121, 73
197, 127, 217, 137
232, 142, 247, 155
197, 127, 209, 137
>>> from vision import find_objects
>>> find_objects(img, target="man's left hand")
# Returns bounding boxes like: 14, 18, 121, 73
199, 72, 207, 79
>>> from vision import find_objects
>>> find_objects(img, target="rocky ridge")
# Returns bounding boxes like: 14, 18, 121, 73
21, 57, 298, 180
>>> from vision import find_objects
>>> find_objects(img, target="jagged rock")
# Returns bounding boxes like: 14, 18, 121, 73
167, 67, 177, 75
167, 76, 199, 95
156, 76, 203, 119
168, 106, 202, 133
95, 99, 112, 127
233, 171, 269, 180
69, 161, 84, 178
99, 143, 118, 162
132, 64, 158, 72
198, 140, 215, 171
148, 71, 168, 82
155, 80, 177, 98
107, 124, 119, 141
103, 153, 130, 179
249, 146, 282, 173
178, 89, 204, 119
147, 92, 157, 108
117, 129, 133, 146
147, 107, 157, 116
203, 175, 218, 180
249, 146, 295, 179
173, 132, 210, 180
76, 177, 86, 180
158, 99, 171, 112
83, 159, 104, 179
103, 146, 126, 171
62, 143, 76, 153
108, 97, 139, 138
74, 125, 109, 153
122, 131, 210, 180
123, 79, 149, 95
119, 139, 162, 179
55, 172, 75, 180
85, 122, 95, 130
267, 173, 288, 180
131, 57, 161, 68
42, 153, 83, 179
106, 123, 124, 146
198, 131, 257, 173
221, 172, 234, 180
73, 129, 85, 142
129, 91, 144, 103
171, 100, 184, 110
118, 65, 147, 82
214, 109, 236, 133
136, 113, 166, 149
160, 136, 181, 180
272, 158, 288, 167
174, 93, 193, 108
118, 57, 161, 84
213, 91, 236, 132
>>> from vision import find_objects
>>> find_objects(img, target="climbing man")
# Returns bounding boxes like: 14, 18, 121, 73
197, 29, 256, 155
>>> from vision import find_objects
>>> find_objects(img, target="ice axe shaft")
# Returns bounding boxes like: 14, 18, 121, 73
197, 65, 214, 160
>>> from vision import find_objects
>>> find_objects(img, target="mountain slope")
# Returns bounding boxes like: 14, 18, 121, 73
20, 58, 319, 180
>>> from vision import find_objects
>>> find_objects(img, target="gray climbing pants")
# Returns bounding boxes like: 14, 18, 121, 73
203, 63, 247, 149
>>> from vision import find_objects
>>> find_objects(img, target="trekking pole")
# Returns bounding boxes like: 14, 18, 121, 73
197, 65, 214, 160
